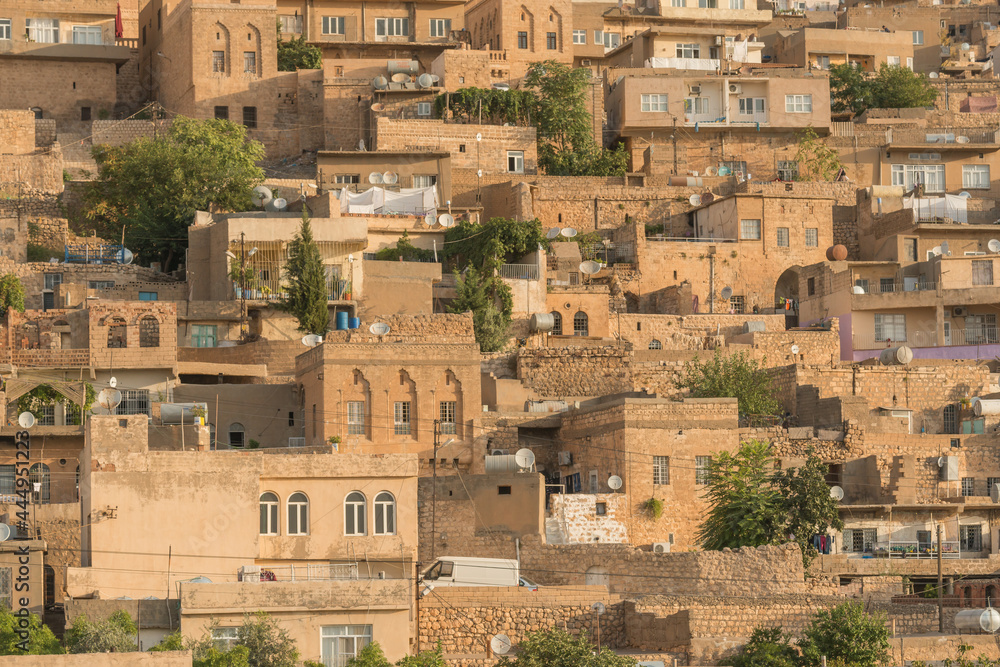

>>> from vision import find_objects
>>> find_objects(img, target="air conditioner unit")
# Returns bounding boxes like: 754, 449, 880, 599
715, 35, 724, 45
377, 570, 386, 580
953, 306, 968, 317
653, 542, 671, 553
239, 565, 261, 583
288, 437, 305, 447
490, 449, 510, 456
558, 451, 573, 466
689, 85, 702, 95
729, 83, 742, 94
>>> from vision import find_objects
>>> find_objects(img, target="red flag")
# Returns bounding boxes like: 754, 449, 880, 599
115, 2, 124, 40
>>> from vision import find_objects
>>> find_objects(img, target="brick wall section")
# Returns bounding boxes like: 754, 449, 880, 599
375, 118, 538, 174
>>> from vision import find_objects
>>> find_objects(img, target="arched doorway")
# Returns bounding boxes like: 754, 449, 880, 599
774, 266, 801, 326
585, 565, 609, 587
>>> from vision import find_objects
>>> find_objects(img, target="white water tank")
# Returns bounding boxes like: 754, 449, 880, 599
530, 312, 555, 332
974, 399, 1000, 416
879, 346, 914, 366
955, 608, 1000, 633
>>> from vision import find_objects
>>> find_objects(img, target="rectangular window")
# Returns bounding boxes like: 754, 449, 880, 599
439, 401, 457, 434
243, 51, 257, 75
72, 25, 103, 45
546, 32, 557, 49
88, 280, 114, 290
684, 97, 710, 115
212, 628, 239, 652
904, 238, 918, 262
844, 528, 878, 553
776, 227, 789, 247
43, 274, 62, 290
518, 31, 528, 49
963, 164, 990, 189
417, 102, 431, 116
785, 94, 812, 113
676, 43, 700, 58
394, 401, 411, 435
335, 174, 360, 184
573, 29, 587, 44
322, 625, 373, 667
695, 456, 712, 485
603, 32, 620, 49
906, 57, 913, 69
807, 277, 815, 296
891, 164, 945, 193
347, 401, 364, 435
962, 477, 975, 496
738, 97, 765, 115
594, 30, 604, 45
375, 17, 409, 38
730, 0, 745, 8
973, 259, 994, 286
323, 16, 345, 35
912, 30, 924, 45
242, 106, 257, 129
640, 94, 668, 112
0, 466, 13, 496
699, 0, 719, 7
429, 18, 451, 38
212, 51, 226, 73
874, 313, 906, 342
116, 389, 151, 417
777, 160, 798, 181
37, 405, 54, 426
25, 19, 59, 43
805, 228, 818, 247
138, 291, 158, 301
279, 15, 303, 34
653, 455, 670, 485
816, 55, 830, 70
507, 151, 524, 173
214, 106, 229, 120
740, 219, 761, 240
191, 324, 218, 348
0, 19, 10, 40
412, 175, 437, 188
965, 314, 998, 344
961, 525, 983, 551
731, 295, 745, 314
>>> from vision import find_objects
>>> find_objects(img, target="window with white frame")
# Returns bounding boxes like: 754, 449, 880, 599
430, 18, 451, 38
887, 55, 900, 66
412, 174, 437, 188
374, 492, 396, 535
72, 25, 102, 45
279, 15, 302, 34
573, 29, 586, 44
961, 477, 975, 497
653, 455, 670, 485
44, 273, 62, 290
891, 164, 945, 193
259, 492, 279, 535
417, 102, 432, 116
676, 43, 700, 58
672, 0, 685, 6
731, 295, 745, 313
641, 94, 668, 112
730, 0, 745, 8
963, 164, 990, 189
0, 466, 13, 496
287, 492, 308, 535
321, 625, 373, 667
816, 55, 830, 69
347, 401, 365, 435
696, 456, 712, 485
684, 97, 710, 115
785, 94, 812, 113
0, 19, 10, 41
965, 314, 998, 344
507, 151, 524, 173
439, 401, 456, 434
912, 30, 924, 44
594, 30, 604, 45
740, 219, 761, 240
603, 32, 619, 49
699, 0, 719, 7
874, 313, 906, 342
738, 97, 765, 115
345, 492, 366, 535
375, 17, 408, 38
212, 627, 239, 651
26, 19, 59, 43
778, 160, 798, 181
335, 174, 360, 184
906, 57, 913, 69
776, 227, 789, 247
323, 17, 345, 35
805, 228, 818, 247
393, 401, 411, 435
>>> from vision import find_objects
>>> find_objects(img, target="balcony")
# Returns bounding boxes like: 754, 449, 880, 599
886, 127, 1000, 150
645, 57, 721, 70
847, 540, 975, 559
853, 326, 998, 351
499, 263, 540, 280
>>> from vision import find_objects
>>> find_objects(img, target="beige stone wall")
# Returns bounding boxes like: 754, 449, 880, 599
2, 653, 193, 666
0, 59, 119, 125
92, 119, 172, 147
0, 110, 36, 155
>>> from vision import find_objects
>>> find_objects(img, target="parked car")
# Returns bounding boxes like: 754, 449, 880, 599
518, 575, 540, 591
419, 557, 519, 597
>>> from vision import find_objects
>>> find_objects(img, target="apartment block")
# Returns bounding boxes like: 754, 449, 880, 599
770, 27, 915, 71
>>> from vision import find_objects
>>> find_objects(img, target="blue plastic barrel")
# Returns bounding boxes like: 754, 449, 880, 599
348, 317, 360, 329
335, 311, 349, 330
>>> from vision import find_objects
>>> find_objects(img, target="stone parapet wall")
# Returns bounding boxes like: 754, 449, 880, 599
376, 118, 538, 174
0, 110, 36, 154
92, 119, 172, 147
177, 339, 305, 378
0, 150, 64, 194
34, 120, 57, 147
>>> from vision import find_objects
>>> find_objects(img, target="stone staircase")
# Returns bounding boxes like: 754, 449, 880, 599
58, 133, 97, 178
544, 516, 566, 545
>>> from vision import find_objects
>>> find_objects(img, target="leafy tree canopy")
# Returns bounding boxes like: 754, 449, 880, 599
448, 266, 511, 353
65, 609, 138, 654
721, 627, 798, 667
496, 628, 637, 667
276, 21, 321, 72
0, 274, 25, 317
674, 349, 780, 417
0, 608, 63, 655
830, 63, 937, 116
236, 611, 299, 667
280, 208, 329, 335
375, 230, 437, 262
83, 116, 265, 271
794, 127, 845, 182
798, 601, 891, 667
346, 640, 447, 667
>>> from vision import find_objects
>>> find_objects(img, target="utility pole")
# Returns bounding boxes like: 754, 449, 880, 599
671, 117, 678, 176
431, 419, 439, 560
240, 232, 248, 341
937, 524, 944, 633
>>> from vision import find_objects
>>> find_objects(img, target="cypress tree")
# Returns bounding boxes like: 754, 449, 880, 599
281, 208, 329, 335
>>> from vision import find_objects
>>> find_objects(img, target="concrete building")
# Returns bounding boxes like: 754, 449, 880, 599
770, 27, 915, 71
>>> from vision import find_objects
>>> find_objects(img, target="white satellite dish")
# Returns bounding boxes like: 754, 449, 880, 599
608, 475, 623, 490
490, 634, 512, 655
928, 71, 940, 78
720, 286, 733, 300
250, 186, 273, 207
424, 213, 437, 226
368, 172, 384, 185
0, 524, 10, 542
989, 239, 1000, 253
561, 228, 578, 238
369, 322, 391, 335
371, 102, 385, 112
705, 166, 718, 176
689, 194, 702, 206
546, 228, 561, 240
119, 248, 134, 265
109, 376, 118, 388
931, 246, 943, 257
959, 191, 973, 199
941, 241, 951, 255
579, 261, 602, 275
17, 412, 35, 429
438, 214, 455, 228
301, 334, 324, 347
390, 72, 410, 83
791, 344, 800, 355
476, 132, 483, 142
514, 448, 535, 469
272, 198, 287, 210
477, 169, 483, 178
830, 485, 845, 501
962, 42, 972, 51
592, 602, 606, 615
938, 456, 945, 468
383, 171, 398, 185
852, 285, 866, 294
97, 388, 122, 411
372, 76, 388, 90
957, 136, 970, 144
417, 73, 434, 88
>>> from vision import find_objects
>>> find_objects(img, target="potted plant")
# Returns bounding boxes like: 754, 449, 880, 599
342, 280, 352, 300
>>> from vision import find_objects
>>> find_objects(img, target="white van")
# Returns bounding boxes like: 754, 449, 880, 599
419, 557, 519, 596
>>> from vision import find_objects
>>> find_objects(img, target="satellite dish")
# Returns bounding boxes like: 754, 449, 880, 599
97, 388, 122, 411
390, 72, 410, 83
546, 228, 561, 240
705, 166, 718, 176
514, 448, 535, 469
369, 322, 391, 335
929, 71, 940, 78
579, 261, 602, 275
372, 76, 388, 89
962, 42, 972, 51
119, 248, 134, 265
272, 198, 287, 211
938, 456, 945, 468
931, 246, 943, 257
608, 475, 623, 490
371, 102, 385, 112
383, 171, 398, 185
17, 412, 35, 429
592, 602, 606, 615
957, 136, 970, 144
852, 285, 866, 294
718, 166, 731, 176
941, 241, 951, 255
476, 133, 483, 142
368, 172, 384, 185
438, 214, 455, 228
791, 344, 800, 355
250, 186, 273, 207
417, 73, 434, 88
701, 192, 715, 204
830, 485, 845, 501
989, 239, 1000, 253
430, 74, 440, 83
109, 376, 118, 388
0, 524, 10, 542
301, 334, 323, 347
959, 191, 973, 199
561, 228, 578, 238
689, 194, 702, 206
424, 213, 437, 226
490, 634, 512, 655
720, 286, 733, 300
477, 169, 483, 178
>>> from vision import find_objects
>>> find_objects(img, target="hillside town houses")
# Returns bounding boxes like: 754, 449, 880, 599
8, 0, 1000, 664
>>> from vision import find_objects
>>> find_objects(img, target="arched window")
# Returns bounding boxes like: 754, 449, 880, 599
259, 492, 278, 535
139, 315, 159, 348
29, 463, 50, 503
30, 108, 43, 120
585, 565, 609, 587
649, 339, 662, 350
550, 311, 562, 335
374, 492, 396, 535
229, 423, 245, 448
573, 311, 589, 336
943, 404, 957, 434
345, 491, 366, 536
107, 317, 127, 348
287, 492, 308, 535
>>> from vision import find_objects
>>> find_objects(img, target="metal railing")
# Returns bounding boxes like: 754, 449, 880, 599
645, 236, 739, 243
879, 540, 964, 558
239, 563, 359, 582
855, 281, 937, 294
732, 111, 769, 125
853, 327, 1000, 350
499, 264, 540, 280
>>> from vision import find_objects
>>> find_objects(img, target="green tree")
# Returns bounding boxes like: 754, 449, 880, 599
794, 127, 845, 182
674, 349, 780, 417
235, 611, 299, 667
347, 642, 392, 667
0, 274, 25, 317
84, 116, 265, 271
277, 26, 321, 72
149, 631, 185, 651
828, 63, 872, 116
721, 627, 798, 667
374, 230, 437, 262
775, 450, 845, 566
798, 601, 891, 667
280, 208, 329, 335
395, 644, 447, 667
449, 266, 511, 353
496, 628, 636, 667
65, 609, 138, 654
0, 607, 63, 655
347, 641, 448, 667
830, 63, 937, 116
196, 647, 252, 667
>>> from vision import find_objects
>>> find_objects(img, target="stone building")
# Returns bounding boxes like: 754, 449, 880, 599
464, 0, 574, 74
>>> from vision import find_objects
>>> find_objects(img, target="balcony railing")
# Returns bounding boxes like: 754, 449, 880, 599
871, 540, 965, 558
239, 563, 359, 582
732, 111, 768, 125
855, 281, 937, 294
853, 327, 999, 350
499, 264, 540, 280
